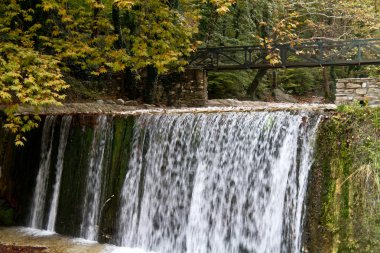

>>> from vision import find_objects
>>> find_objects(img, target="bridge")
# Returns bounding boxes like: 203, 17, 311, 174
189, 38, 380, 70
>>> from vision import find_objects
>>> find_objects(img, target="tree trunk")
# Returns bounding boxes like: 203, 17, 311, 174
91, 0, 102, 38
112, 4, 123, 48
123, 69, 138, 100
247, 2, 271, 99
272, 70, 277, 90
112, 4, 138, 99
247, 69, 268, 98
322, 67, 331, 100
143, 65, 158, 104
329, 66, 337, 100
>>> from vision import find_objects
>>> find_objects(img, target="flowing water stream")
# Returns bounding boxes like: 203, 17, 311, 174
117, 111, 320, 253
22, 110, 320, 252
46, 116, 72, 231
80, 116, 113, 240
29, 116, 57, 228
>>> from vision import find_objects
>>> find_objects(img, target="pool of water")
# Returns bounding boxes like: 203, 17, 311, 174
0, 227, 155, 253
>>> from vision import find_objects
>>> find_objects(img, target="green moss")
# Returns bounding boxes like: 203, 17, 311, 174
98, 116, 135, 243
306, 106, 380, 253
0, 202, 15, 226
55, 116, 95, 237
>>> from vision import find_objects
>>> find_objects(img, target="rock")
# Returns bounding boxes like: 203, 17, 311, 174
336, 82, 345, 89
124, 100, 139, 106
273, 89, 297, 103
142, 104, 156, 109
0, 200, 14, 226
355, 88, 367, 95
206, 100, 224, 107
335, 89, 346, 95
346, 83, 362, 89
105, 100, 116, 104
190, 99, 206, 107
116, 99, 125, 105
96, 100, 104, 104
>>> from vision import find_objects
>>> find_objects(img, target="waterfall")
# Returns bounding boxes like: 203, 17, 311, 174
29, 116, 72, 230
80, 115, 113, 241
24, 110, 321, 252
116, 111, 320, 253
46, 116, 72, 231
29, 116, 57, 228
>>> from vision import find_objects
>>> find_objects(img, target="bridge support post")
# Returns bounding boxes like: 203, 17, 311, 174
272, 70, 277, 89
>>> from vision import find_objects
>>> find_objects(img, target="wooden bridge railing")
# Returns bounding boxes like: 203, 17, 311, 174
188, 38, 380, 70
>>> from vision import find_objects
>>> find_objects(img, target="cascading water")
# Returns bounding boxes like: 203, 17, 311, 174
46, 115, 72, 231
29, 116, 57, 229
80, 115, 113, 241
22, 110, 321, 252
29, 116, 72, 230
116, 111, 320, 253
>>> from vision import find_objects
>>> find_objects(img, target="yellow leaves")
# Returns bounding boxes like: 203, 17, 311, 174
99, 66, 107, 74
0, 42, 68, 145
259, 21, 267, 26
40, 1, 61, 12
4, 106, 41, 146
88, 0, 105, 10
51, 28, 61, 37
265, 53, 281, 66
114, 0, 136, 9
115, 0, 201, 74
216, 5, 229, 14
41, 2, 54, 11
198, 0, 235, 14
0, 91, 12, 102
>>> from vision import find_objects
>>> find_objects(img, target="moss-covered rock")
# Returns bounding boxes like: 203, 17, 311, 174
305, 105, 380, 253
55, 115, 96, 237
98, 116, 135, 243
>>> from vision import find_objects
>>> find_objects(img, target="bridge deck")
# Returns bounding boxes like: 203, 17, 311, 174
189, 38, 380, 70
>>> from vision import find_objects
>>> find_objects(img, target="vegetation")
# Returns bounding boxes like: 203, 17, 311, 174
308, 105, 380, 252
199, 0, 380, 99
0, 0, 235, 144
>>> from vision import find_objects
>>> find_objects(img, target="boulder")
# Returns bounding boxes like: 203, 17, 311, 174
273, 89, 298, 103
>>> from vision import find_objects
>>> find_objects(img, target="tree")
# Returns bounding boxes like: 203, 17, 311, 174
198, 0, 301, 98
199, 0, 380, 99
0, 0, 236, 143
0, 1, 68, 145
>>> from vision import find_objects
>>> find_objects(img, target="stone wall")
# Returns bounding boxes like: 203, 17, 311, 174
155, 68, 208, 107
335, 78, 380, 105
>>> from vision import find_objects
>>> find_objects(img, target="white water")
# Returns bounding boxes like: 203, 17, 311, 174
80, 115, 113, 240
29, 116, 57, 228
117, 111, 320, 253
46, 116, 72, 231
